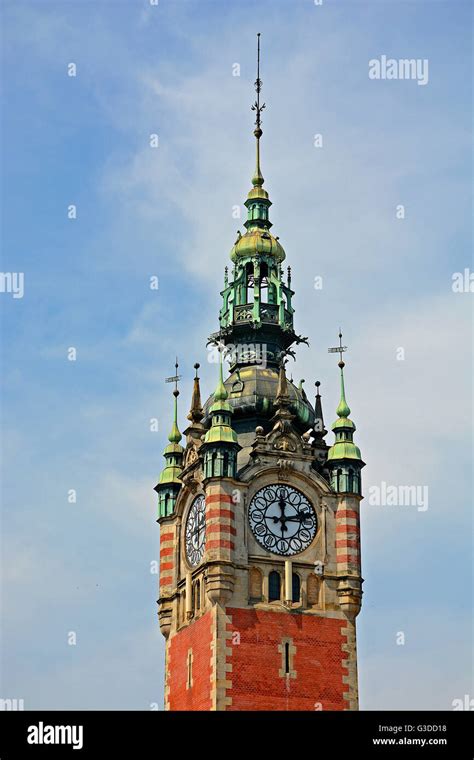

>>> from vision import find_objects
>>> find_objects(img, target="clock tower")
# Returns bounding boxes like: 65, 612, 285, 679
154, 35, 365, 711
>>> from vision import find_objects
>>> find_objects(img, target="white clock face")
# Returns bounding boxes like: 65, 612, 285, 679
248, 484, 317, 556
185, 495, 206, 567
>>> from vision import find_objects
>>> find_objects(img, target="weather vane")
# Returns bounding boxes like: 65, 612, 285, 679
251, 32, 265, 132
328, 330, 347, 367
165, 357, 181, 392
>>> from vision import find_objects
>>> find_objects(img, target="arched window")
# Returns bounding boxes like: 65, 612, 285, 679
228, 451, 235, 478
260, 262, 269, 302
246, 262, 254, 304
348, 468, 354, 492
249, 567, 263, 601
292, 573, 301, 604
223, 451, 229, 477
269, 571, 281, 602
336, 468, 342, 491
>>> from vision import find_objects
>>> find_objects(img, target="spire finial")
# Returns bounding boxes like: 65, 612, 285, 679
165, 358, 182, 443
174, 357, 179, 392
251, 33, 265, 188
253, 33, 264, 132
328, 332, 350, 418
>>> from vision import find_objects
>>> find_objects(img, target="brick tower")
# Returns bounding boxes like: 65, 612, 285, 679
154, 35, 365, 711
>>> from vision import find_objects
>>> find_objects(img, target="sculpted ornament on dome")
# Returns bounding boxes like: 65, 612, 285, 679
274, 436, 296, 453
185, 446, 199, 467
277, 458, 295, 475
236, 307, 253, 322
181, 475, 199, 494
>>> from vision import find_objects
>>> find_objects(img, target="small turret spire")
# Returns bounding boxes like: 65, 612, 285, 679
336, 363, 351, 419
213, 348, 229, 403
271, 354, 295, 433
276, 356, 289, 403
202, 349, 240, 477
155, 359, 184, 518
167, 358, 182, 443
187, 362, 204, 423
333, 331, 351, 418
326, 331, 364, 492
313, 380, 328, 440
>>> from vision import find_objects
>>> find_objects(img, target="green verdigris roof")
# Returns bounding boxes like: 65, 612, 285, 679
230, 228, 285, 263
327, 440, 362, 462
332, 416, 356, 431
204, 424, 238, 445
158, 460, 183, 485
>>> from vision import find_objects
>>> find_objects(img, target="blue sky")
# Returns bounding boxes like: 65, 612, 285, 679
1, 0, 472, 710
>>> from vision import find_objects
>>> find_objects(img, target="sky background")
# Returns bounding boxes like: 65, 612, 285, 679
0, 0, 472, 710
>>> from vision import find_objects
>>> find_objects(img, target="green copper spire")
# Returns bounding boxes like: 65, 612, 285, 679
205, 350, 238, 444
245, 34, 271, 215
212, 33, 300, 383
326, 333, 364, 492
202, 350, 240, 478
336, 363, 351, 419
211, 351, 229, 406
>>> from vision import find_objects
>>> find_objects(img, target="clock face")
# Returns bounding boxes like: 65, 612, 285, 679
185, 495, 206, 567
248, 484, 317, 556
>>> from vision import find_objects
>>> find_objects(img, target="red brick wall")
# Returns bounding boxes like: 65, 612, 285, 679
167, 610, 213, 711
226, 608, 348, 711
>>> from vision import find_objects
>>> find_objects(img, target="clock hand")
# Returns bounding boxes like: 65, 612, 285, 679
285, 512, 312, 522
278, 497, 288, 538
190, 523, 205, 544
